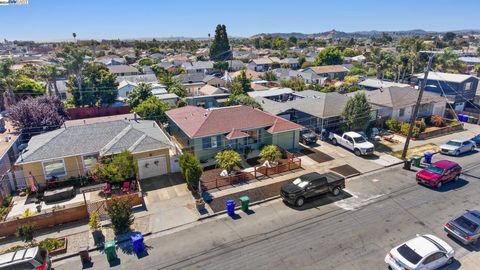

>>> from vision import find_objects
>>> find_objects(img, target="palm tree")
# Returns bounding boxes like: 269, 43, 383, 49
366, 48, 394, 80
435, 49, 466, 73
58, 45, 85, 104
72, 32, 77, 43
39, 64, 60, 97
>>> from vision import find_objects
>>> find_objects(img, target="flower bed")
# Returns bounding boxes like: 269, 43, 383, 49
39, 237, 68, 256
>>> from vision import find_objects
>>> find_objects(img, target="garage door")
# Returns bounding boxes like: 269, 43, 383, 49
137, 156, 168, 180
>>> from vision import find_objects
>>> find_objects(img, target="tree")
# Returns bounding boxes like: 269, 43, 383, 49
228, 69, 251, 95
209, 24, 231, 61
14, 75, 45, 95
443, 32, 456, 43
39, 64, 61, 97
8, 96, 67, 132
138, 58, 154, 67
342, 48, 357, 57
288, 36, 298, 47
168, 82, 186, 98
16, 224, 34, 242
134, 96, 170, 123
0, 60, 16, 109
66, 62, 118, 107
298, 54, 306, 67
179, 152, 203, 187
261, 71, 277, 81
105, 199, 134, 235
58, 44, 86, 104
227, 94, 262, 109
365, 48, 394, 79
213, 61, 229, 71
280, 77, 307, 92
343, 75, 359, 85
314, 47, 343, 66
88, 212, 101, 231
435, 49, 466, 73
127, 83, 152, 108
341, 92, 371, 131
259, 145, 281, 163
91, 150, 137, 183
215, 150, 241, 173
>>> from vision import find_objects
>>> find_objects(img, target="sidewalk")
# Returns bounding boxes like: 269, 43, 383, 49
455, 251, 480, 270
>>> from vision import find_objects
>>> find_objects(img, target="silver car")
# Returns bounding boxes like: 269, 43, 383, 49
444, 210, 480, 245
440, 139, 475, 156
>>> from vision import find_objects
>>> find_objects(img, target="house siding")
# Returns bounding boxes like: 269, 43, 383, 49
422, 77, 478, 104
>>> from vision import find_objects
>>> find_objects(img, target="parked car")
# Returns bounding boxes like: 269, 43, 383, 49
440, 139, 475, 156
300, 131, 318, 145
0, 246, 51, 270
444, 210, 480, 245
416, 160, 462, 188
328, 131, 374, 156
385, 234, 454, 270
470, 134, 480, 147
280, 172, 345, 207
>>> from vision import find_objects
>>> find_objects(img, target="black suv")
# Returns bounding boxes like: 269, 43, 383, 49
281, 172, 345, 207
300, 131, 318, 145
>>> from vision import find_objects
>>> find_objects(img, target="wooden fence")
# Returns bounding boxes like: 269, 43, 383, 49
201, 157, 301, 190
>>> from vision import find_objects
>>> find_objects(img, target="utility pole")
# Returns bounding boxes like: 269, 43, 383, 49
401, 54, 434, 160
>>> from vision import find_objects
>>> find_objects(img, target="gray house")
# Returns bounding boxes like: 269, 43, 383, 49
415, 72, 478, 111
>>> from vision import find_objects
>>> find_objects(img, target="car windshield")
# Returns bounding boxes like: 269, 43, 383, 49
446, 141, 461, 147
292, 178, 309, 188
397, 244, 422, 265
353, 136, 366, 143
454, 216, 479, 233
427, 165, 445, 175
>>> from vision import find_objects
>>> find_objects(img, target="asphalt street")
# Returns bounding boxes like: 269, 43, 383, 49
54, 151, 480, 270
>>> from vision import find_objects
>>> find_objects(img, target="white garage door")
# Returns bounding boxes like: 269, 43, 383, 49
137, 156, 168, 180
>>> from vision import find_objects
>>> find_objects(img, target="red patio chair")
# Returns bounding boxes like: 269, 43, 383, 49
122, 181, 130, 194
104, 182, 111, 197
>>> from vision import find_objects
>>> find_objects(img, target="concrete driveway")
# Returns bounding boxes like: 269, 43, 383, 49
140, 173, 200, 233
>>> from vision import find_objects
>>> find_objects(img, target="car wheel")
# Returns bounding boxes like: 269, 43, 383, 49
295, 197, 305, 207
436, 181, 442, 188
332, 187, 341, 196
455, 150, 460, 156
446, 257, 454, 265
354, 149, 361, 156
471, 146, 475, 152
332, 138, 337, 145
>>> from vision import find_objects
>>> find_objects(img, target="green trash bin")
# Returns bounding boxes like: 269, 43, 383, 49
411, 155, 421, 167
104, 240, 117, 261
239, 196, 250, 212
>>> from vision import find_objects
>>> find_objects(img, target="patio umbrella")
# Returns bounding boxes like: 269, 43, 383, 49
28, 174, 38, 193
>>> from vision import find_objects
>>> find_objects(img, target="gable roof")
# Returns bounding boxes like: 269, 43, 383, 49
166, 105, 302, 138
305, 65, 348, 74
17, 120, 172, 164
358, 78, 410, 89
115, 74, 158, 84
198, 84, 224, 96
415, 71, 474, 83
225, 129, 250, 140
363, 86, 445, 109
107, 65, 138, 74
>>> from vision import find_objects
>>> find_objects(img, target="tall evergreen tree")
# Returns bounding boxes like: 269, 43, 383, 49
209, 24, 232, 61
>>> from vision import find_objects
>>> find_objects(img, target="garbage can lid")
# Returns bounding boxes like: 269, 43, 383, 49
424, 152, 432, 156
105, 241, 116, 248
239, 196, 249, 201
226, 199, 235, 204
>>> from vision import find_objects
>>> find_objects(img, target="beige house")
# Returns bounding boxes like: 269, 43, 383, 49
15, 119, 176, 186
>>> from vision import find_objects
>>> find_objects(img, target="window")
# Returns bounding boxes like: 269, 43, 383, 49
465, 82, 472, 90
202, 136, 219, 149
43, 159, 66, 179
246, 130, 259, 144
399, 108, 405, 117
423, 252, 445, 264
83, 153, 99, 170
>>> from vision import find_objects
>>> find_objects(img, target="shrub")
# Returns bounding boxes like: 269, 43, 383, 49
22, 208, 34, 218
400, 123, 420, 138
39, 238, 64, 251
89, 212, 101, 231
2, 195, 12, 208
415, 119, 426, 132
215, 150, 242, 172
179, 152, 203, 187
91, 150, 137, 183
259, 145, 281, 162
430, 115, 446, 127
16, 224, 34, 242
385, 118, 401, 132
105, 199, 134, 235
3, 245, 25, 253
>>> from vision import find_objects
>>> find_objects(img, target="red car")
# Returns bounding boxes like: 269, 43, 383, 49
416, 160, 462, 188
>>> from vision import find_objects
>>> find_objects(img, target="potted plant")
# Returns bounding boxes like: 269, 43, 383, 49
215, 150, 242, 176
88, 213, 104, 245
260, 145, 282, 167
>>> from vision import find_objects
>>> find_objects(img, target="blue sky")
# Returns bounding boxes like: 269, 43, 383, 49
0, 0, 479, 41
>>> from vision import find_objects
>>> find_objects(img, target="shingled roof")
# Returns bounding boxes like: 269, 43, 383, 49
166, 105, 302, 138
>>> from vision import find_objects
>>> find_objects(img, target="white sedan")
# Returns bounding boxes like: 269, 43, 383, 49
440, 139, 475, 156
385, 234, 454, 270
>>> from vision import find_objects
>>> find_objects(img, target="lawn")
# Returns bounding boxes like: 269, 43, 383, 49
391, 143, 440, 160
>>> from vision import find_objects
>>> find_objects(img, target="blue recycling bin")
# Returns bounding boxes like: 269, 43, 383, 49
424, 152, 433, 164
457, 114, 464, 122
131, 232, 144, 254
226, 199, 235, 216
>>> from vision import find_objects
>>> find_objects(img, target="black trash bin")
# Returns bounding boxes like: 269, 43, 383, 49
403, 159, 412, 170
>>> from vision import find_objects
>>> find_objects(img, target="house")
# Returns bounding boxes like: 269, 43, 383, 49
107, 65, 140, 76
358, 78, 410, 90
273, 68, 325, 84
156, 93, 179, 107
247, 57, 280, 72
350, 55, 366, 63
363, 86, 446, 122
256, 90, 377, 132
228, 60, 246, 71
185, 61, 214, 74
15, 119, 176, 186
156, 62, 177, 73
247, 88, 294, 99
95, 56, 126, 66
185, 93, 230, 108
175, 73, 207, 96
203, 75, 225, 88
117, 80, 167, 101
279, 58, 300, 70
414, 71, 479, 111
166, 105, 303, 162
303, 65, 349, 80
54, 80, 72, 101
229, 69, 264, 81
0, 121, 21, 196
197, 84, 226, 96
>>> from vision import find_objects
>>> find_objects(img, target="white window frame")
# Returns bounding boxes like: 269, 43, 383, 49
82, 153, 99, 172
42, 158, 67, 179
464, 82, 472, 90
399, 108, 405, 117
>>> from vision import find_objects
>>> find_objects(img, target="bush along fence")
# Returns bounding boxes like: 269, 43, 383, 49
201, 154, 302, 190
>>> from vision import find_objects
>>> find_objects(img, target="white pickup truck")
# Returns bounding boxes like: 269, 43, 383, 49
329, 131, 375, 156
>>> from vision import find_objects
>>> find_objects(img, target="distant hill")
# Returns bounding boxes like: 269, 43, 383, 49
251, 29, 480, 39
